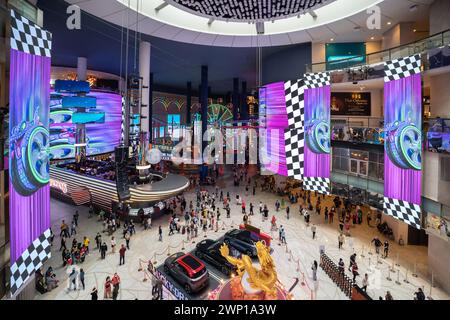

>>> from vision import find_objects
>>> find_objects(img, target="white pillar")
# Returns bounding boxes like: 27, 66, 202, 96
139, 41, 151, 134
77, 57, 87, 81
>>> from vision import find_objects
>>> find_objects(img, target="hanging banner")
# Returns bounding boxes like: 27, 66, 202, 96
284, 79, 305, 181
8, 10, 52, 295
302, 72, 332, 195
383, 54, 422, 230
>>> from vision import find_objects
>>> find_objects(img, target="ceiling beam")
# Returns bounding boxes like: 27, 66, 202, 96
207, 18, 214, 26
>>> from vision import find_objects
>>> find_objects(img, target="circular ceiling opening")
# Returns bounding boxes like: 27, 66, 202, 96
165, 0, 337, 22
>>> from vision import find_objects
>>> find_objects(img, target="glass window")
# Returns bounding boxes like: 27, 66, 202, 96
159, 127, 165, 137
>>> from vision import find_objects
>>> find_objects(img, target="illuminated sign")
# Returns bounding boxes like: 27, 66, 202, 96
50, 179, 68, 194
154, 269, 188, 300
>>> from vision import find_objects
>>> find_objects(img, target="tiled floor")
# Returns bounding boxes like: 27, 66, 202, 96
35, 174, 449, 300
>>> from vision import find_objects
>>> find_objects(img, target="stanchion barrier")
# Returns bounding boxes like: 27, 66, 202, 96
428, 274, 434, 300
222, 222, 225, 231
404, 269, 410, 284
395, 269, 401, 285
412, 261, 418, 278
390, 259, 395, 272
181, 241, 185, 251
361, 245, 365, 258
368, 247, 373, 256
377, 253, 383, 265
395, 253, 400, 267
386, 269, 392, 281
288, 250, 292, 262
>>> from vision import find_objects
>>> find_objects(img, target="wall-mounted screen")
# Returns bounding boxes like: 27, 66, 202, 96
331, 92, 371, 116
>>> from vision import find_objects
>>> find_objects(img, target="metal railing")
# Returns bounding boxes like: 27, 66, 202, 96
307, 29, 450, 73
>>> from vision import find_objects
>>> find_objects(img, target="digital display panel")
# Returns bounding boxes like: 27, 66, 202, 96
49, 90, 121, 159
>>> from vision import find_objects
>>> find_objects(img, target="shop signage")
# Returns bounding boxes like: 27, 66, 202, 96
155, 269, 188, 300
331, 92, 371, 116
50, 179, 68, 194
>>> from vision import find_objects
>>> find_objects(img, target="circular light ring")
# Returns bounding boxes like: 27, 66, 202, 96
386, 123, 421, 170
306, 120, 331, 154
25, 126, 50, 185
166, 0, 337, 22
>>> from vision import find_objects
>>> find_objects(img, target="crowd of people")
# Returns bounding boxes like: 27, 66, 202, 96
38, 164, 430, 301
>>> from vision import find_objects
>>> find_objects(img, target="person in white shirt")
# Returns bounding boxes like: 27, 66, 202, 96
362, 273, 369, 292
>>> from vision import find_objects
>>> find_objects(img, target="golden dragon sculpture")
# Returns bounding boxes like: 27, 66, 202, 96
220, 241, 278, 296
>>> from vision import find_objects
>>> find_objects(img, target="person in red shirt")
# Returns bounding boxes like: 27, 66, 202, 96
111, 273, 121, 300
119, 244, 126, 266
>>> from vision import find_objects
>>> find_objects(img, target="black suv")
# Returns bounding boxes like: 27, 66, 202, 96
224, 229, 258, 258
195, 239, 237, 276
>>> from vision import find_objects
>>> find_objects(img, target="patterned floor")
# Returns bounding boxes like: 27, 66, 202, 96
35, 174, 449, 300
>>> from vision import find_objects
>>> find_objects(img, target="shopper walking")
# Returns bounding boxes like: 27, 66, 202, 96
351, 262, 359, 282
91, 287, 98, 300
112, 273, 121, 300
60, 236, 67, 252
79, 268, 85, 290
311, 260, 318, 281
286, 206, 290, 220
158, 226, 163, 241
383, 240, 389, 258
119, 244, 126, 265
100, 242, 107, 259
311, 224, 317, 239
104, 277, 112, 299
69, 267, 78, 291
125, 231, 131, 250
111, 236, 116, 254
361, 273, 369, 292
338, 233, 344, 250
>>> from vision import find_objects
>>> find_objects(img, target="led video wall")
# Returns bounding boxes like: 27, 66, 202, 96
383, 55, 422, 229
259, 82, 288, 176
49, 90, 122, 159
8, 10, 52, 295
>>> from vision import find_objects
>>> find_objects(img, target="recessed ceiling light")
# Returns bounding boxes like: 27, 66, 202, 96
330, 38, 334, 42
409, 4, 418, 12
370, 36, 375, 40
413, 29, 417, 33
387, 22, 392, 25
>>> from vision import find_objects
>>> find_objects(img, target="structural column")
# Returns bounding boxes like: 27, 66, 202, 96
201, 66, 208, 152
75, 57, 87, 164
186, 81, 192, 126
149, 73, 154, 142
232, 77, 240, 122
139, 41, 151, 137
241, 81, 248, 121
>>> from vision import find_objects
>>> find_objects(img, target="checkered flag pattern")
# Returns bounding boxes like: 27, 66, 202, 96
384, 54, 421, 82
285, 128, 304, 180
120, 96, 126, 144
10, 229, 52, 295
303, 177, 331, 195
383, 197, 421, 230
10, 9, 52, 57
284, 79, 305, 130
303, 72, 331, 89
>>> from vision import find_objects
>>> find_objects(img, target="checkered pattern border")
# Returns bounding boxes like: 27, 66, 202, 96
10, 229, 52, 295
10, 9, 52, 57
120, 96, 126, 144
285, 128, 304, 180
383, 197, 421, 230
284, 79, 305, 130
384, 54, 421, 82
303, 72, 331, 89
303, 177, 331, 195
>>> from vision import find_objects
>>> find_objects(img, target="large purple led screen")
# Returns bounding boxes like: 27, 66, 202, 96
8, 9, 52, 295
259, 82, 288, 176
383, 56, 422, 230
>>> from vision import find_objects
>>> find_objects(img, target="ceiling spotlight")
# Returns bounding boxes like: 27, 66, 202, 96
387, 21, 392, 25
409, 4, 418, 12
308, 10, 317, 19
330, 38, 334, 42
413, 29, 417, 33
370, 36, 375, 40
208, 18, 214, 26
155, 2, 168, 12
353, 26, 362, 32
